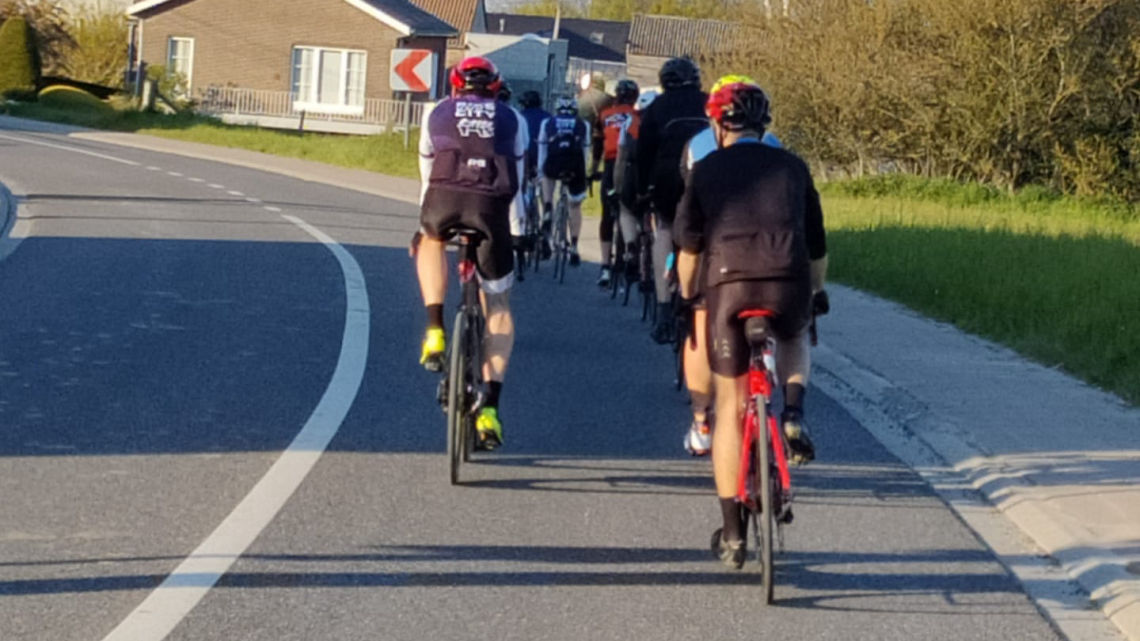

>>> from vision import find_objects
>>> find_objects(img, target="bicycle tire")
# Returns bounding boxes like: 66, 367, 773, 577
557, 200, 568, 284
756, 402, 776, 604
462, 311, 484, 463
446, 310, 468, 485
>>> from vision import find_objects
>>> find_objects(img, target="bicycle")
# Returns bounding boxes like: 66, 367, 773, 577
523, 175, 544, 275
637, 223, 656, 323
719, 309, 795, 604
550, 173, 573, 284
440, 231, 486, 485
607, 222, 634, 306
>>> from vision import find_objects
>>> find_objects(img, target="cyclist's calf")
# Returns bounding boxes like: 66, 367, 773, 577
480, 290, 514, 383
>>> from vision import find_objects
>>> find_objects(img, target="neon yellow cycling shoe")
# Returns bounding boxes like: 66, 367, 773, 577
419, 327, 446, 372
475, 407, 504, 451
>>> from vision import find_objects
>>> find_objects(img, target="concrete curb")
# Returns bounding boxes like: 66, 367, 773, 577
813, 289, 1138, 641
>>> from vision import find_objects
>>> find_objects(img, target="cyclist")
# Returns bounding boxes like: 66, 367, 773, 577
635, 57, 710, 344
590, 78, 640, 287
678, 75, 782, 458
416, 56, 528, 450
517, 90, 552, 257
537, 95, 590, 266
674, 80, 828, 567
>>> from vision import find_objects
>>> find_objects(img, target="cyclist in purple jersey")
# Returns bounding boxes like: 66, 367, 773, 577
416, 56, 528, 450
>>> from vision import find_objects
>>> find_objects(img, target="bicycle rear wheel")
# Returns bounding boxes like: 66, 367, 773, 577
755, 399, 775, 604
461, 312, 484, 463
446, 311, 468, 485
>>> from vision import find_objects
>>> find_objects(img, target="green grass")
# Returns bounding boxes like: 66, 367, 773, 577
3, 101, 420, 179
823, 183, 1140, 404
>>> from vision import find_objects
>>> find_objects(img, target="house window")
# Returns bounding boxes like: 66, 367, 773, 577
167, 37, 194, 94
291, 46, 367, 114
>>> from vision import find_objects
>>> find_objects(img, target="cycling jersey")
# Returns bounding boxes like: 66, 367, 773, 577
537, 115, 590, 197
520, 105, 552, 175
418, 95, 528, 291
636, 85, 709, 223
683, 128, 782, 173
675, 141, 826, 288
596, 103, 636, 163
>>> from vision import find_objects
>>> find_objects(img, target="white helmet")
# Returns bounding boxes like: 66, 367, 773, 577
635, 89, 659, 112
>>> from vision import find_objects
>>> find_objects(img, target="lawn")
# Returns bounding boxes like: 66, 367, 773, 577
821, 179, 1140, 404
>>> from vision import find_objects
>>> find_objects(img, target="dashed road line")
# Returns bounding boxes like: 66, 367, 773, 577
227, 190, 245, 196
264, 206, 282, 212
188, 178, 205, 183
245, 197, 262, 204
208, 184, 224, 189
146, 166, 162, 171
166, 171, 183, 177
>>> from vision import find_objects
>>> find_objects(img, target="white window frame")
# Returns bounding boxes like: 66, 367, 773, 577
290, 45, 368, 116
166, 36, 194, 94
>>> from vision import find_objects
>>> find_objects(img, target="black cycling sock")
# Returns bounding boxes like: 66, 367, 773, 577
486, 381, 503, 408
426, 304, 444, 330
571, 236, 579, 248
784, 383, 805, 414
720, 498, 744, 542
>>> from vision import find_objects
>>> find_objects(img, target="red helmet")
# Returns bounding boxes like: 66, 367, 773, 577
449, 56, 502, 94
705, 82, 772, 132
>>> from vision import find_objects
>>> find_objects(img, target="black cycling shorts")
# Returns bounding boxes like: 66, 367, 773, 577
706, 277, 811, 377
542, 153, 587, 197
420, 187, 514, 287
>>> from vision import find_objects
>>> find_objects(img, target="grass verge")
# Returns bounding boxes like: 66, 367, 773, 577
3, 101, 420, 179
823, 181, 1140, 405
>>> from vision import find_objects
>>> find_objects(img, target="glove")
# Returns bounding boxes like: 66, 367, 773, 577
589, 171, 604, 183
812, 290, 830, 316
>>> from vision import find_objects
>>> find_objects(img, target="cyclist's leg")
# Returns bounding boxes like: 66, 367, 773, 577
768, 278, 814, 461
567, 166, 587, 260
650, 213, 674, 340
599, 160, 617, 268
683, 305, 713, 455
417, 191, 463, 369
707, 282, 751, 558
469, 198, 516, 448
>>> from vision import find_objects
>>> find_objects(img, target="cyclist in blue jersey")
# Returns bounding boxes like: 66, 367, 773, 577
537, 95, 591, 266
415, 56, 528, 450
519, 90, 552, 181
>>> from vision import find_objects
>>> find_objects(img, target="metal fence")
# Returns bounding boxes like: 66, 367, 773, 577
195, 86, 426, 129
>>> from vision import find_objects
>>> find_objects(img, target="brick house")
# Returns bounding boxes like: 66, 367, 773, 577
127, 0, 458, 112
409, 0, 488, 68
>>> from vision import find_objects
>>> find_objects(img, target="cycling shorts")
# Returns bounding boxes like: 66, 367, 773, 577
705, 277, 811, 377
542, 153, 587, 199
420, 187, 514, 293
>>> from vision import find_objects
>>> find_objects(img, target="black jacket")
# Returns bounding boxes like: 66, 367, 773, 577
635, 86, 708, 222
676, 142, 827, 288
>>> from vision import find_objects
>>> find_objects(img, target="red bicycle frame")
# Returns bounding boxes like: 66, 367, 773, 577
736, 310, 792, 510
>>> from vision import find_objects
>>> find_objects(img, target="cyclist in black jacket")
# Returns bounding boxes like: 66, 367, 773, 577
675, 80, 828, 568
635, 57, 710, 343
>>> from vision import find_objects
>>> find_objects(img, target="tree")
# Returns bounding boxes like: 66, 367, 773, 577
0, 0, 73, 77
62, 4, 128, 88
0, 15, 37, 99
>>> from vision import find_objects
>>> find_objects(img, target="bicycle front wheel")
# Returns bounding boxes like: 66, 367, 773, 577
755, 400, 776, 604
446, 311, 468, 485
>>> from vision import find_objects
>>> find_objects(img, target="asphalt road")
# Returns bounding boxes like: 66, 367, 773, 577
0, 128, 1065, 641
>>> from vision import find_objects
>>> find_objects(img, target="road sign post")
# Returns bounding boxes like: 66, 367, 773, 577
391, 49, 435, 148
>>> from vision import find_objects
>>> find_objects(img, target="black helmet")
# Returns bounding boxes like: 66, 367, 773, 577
659, 57, 700, 90
520, 90, 542, 109
614, 79, 639, 104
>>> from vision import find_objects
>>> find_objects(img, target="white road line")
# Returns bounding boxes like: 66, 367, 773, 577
0, 133, 140, 166
264, 206, 282, 212
208, 184, 224, 189
147, 166, 162, 171
227, 190, 245, 196
245, 197, 262, 203
101, 215, 370, 641
188, 178, 205, 183
167, 171, 183, 177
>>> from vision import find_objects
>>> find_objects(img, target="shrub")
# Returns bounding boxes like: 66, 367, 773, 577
38, 83, 111, 113
61, 4, 127, 89
0, 15, 37, 99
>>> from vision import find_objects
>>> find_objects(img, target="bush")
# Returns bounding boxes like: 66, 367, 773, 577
61, 4, 127, 89
0, 15, 37, 99
38, 83, 111, 113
